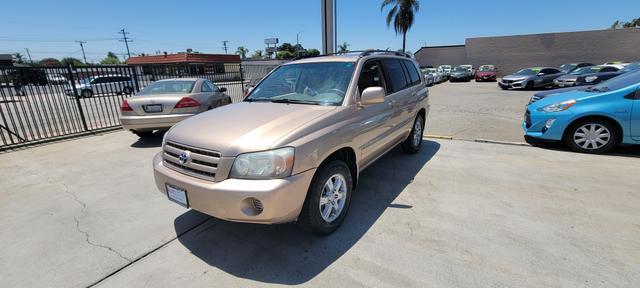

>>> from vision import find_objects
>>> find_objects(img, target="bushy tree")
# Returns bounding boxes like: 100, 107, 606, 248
60, 57, 84, 66
278, 43, 296, 54
276, 50, 295, 59
251, 50, 264, 59
101, 52, 121, 65
306, 49, 320, 57
39, 58, 61, 66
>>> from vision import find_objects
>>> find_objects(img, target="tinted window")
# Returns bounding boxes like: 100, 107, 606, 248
600, 67, 619, 73
514, 69, 537, 76
358, 61, 386, 95
382, 59, 409, 93
541, 68, 559, 74
403, 60, 421, 86
201, 81, 213, 92
590, 70, 640, 92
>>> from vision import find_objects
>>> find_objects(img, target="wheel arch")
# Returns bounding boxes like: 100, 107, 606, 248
562, 114, 624, 145
316, 146, 358, 190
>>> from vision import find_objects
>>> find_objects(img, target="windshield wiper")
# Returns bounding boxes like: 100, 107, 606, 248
244, 98, 272, 102
270, 98, 321, 105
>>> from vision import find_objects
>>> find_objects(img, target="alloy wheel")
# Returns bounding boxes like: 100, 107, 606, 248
319, 174, 347, 223
412, 117, 423, 148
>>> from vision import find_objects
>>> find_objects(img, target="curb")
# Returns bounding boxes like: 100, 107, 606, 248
423, 134, 453, 140
474, 138, 531, 147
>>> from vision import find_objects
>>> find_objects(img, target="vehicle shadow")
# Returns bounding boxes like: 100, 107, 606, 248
173, 140, 441, 285
531, 141, 640, 158
129, 131, 166, 148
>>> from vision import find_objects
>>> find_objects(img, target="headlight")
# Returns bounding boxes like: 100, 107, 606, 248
538, 100, 576, 113
585, 76, 598, 83
230, 147, 294, 179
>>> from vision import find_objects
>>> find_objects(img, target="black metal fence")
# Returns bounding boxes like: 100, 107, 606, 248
0, 63, 277, 151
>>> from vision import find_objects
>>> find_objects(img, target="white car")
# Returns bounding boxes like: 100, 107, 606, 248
66, 74, 134, 98
438, 65, 452, 78
46, 73, 68, 85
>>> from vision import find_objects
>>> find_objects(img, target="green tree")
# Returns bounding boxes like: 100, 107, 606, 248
236, 46, 249, 59
306, 49, 320, 57
251, 50, 264, 59
610, 20, 622, 29
276, 50, 295, 59
381, 0, 420, 52
12, 52, 25, 64
338, 42, 349, 53
610, 17, 640, 29
39, 58, 61, 66
60, 57, 84, 66
278, 43, 296, 54
101, 52, 120, 65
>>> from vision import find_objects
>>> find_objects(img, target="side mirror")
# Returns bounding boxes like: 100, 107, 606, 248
219, 87, 227, 92
360, 87, 385, 106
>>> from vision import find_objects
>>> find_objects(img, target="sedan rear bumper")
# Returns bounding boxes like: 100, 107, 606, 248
120, 113, 193, 131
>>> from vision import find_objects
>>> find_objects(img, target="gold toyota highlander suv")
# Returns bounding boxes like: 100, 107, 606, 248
153, 50, 429, 234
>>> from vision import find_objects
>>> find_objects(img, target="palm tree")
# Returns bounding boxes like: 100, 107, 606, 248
338, 42, 349, 53
381, 0, 420, 52
251, 50, 263, 59
236, 46, 249, 59
610, 20, 622, 29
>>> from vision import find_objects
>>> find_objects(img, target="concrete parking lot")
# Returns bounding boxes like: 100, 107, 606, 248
1, 130, 639, 288
425, 80, 531, 143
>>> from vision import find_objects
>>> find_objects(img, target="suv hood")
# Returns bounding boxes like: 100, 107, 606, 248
165, 102, 336, 156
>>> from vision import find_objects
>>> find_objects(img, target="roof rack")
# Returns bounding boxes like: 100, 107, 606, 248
291, 49, 413, 61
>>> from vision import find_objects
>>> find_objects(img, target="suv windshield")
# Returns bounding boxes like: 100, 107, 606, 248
588, 70, 640, 92
245, 62, 355, 105
138, 80, 195, 95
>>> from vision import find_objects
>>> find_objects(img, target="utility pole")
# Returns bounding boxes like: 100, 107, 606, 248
296, 31, 303, 57
24, 48, 33, 64
222, 40, 229, 54
118, 28, 132, 59
76, 41, 88, 64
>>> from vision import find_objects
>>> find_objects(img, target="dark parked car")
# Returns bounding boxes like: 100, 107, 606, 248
449, 65, 473, 82
574, 65, 626, 86
552, 66, 612, 88
558, 63, 594, 73
475, 65, 497, 82
8, 68, 48, 86
499, 67, 564, 90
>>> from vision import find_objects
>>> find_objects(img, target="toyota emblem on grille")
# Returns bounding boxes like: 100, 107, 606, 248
178, 151, 190, 164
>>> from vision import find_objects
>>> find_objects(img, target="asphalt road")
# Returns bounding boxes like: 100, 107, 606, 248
1, 131, 638, 287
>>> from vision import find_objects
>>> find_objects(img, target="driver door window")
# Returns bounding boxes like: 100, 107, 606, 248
358, 61, 386, 96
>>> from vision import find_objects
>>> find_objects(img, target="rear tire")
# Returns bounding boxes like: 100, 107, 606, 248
563, 119, 619, 154
298, 160, 353, 235
81, 89, 93, 98
401, 114, 425, 154
132, 130, 155, 138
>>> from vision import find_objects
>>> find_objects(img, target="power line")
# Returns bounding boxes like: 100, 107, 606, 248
118, 28, 132, 59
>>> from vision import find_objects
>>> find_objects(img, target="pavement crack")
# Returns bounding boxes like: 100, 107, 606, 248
54, 180, 133, 263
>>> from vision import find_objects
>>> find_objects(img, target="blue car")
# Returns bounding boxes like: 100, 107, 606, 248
523, 70, 640, 153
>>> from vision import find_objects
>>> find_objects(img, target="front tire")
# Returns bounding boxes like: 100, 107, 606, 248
132, 130, 155, 138
401, 114, 425, 154
298, 160, 353, 235
81, 89, 93, 98
564, 119, 619, 154
123, 87, 134, 95
525, 81, 534, 90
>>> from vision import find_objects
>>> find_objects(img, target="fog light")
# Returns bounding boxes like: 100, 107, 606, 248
241, 197, 263, 216
545, 118, 556, 129
252, 198, 264, 213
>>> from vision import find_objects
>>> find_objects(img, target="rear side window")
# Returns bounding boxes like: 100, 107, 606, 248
201, 81, 213, 92
600, 67, 619, 72
402, 60, 421, 86
381, 59, 409, 93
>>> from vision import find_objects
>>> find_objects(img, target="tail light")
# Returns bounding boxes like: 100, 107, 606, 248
174, 97, 200, 108
121, 100, 133, 111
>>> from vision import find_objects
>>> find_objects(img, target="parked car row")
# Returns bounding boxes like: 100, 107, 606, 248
420, 67, 446, 86
500, 61, 640, 90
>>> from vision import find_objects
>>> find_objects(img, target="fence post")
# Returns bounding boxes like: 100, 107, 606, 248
66, 64, 89, 131
239, 62, 245, 95
130, 65, 140, 92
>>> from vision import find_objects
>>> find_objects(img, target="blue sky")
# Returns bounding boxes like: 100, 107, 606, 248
1, 0, 639, 62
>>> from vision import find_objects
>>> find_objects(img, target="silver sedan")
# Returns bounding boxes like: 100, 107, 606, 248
120, 78, 231, 137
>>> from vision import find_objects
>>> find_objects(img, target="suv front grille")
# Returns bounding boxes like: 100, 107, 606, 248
163, 141, 220, 181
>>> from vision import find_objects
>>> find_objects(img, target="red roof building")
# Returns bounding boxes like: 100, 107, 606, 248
127, 53, 240, 65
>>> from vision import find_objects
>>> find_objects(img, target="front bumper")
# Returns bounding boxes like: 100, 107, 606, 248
522, 108, 573, 141
476, 75, 496, 81
120, 114, 193, 131
499, 79, 526, 89
153, 152, 315, 224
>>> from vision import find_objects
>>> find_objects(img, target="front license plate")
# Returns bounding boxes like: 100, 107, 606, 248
144, 104, 163, 113
166, 184, 188, 208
